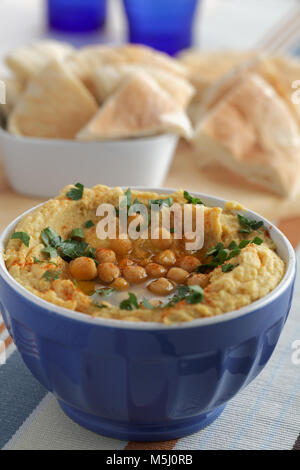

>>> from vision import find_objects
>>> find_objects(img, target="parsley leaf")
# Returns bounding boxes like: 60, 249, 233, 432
41, 227, 62, 259
196, 262, 219, 274
222, 263, 238, 273
205, 242, 224, 258
120, 293, 139, 311
71, 228, 85, 240
119, 188, 132, 212
42, 246, 58, 258
237, 214, 264, 234
66, 183, 84, 201
238, 239, 251, 249
93, 301, 106, 309
11, 232, 30, 247
198, 231, 265, 275
59, 239, 88, 262
84, 220, 95, 228
228, 240, 238, 250
42, 270, 61, 282
85, 247, 98, 264
41, 227, 62, 249
184, 191, 204, 205
95, 287, 115, 298
186, 285, 204, 304
165, 285, 204, 307
252, 236, 263, 245
142, 298, 154, 309
149, 197, 173, 209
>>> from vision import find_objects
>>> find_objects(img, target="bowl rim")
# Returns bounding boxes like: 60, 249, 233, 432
0, 187, 296, 330
0, 126, 177, 146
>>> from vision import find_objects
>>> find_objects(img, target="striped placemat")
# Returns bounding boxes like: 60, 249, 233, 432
1, 218, 300, 450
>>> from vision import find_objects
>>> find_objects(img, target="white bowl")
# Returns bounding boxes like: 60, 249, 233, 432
0, 128, 178, 198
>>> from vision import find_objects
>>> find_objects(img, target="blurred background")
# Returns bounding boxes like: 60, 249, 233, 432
0, 0, 298, 73
1, 0, 300, 224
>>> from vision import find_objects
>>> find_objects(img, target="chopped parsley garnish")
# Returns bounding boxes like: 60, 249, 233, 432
41, 227, 62, 250
42, 246, 59, 258
237, 214, 264, 234
184, 190, 205, 205
11, 232, 30, 247
252, 236, 263, 245
186, 285, 204, 304
66, 183, 84, 201
165, 285, 204, 307
119, 188, 132, 213
40, 226, 96, 262
120, 293, 139, 311
196, 262, 219, 274
205, 242, 224, 258
222, 263, 238, 273
198, 235, 264, 274
228, 240, 238, 250
42, 270, 61, 282
95, 287, 115, 298
93, 301, 106, 309
84, 220, 95, 228
59, 239, 88, 262
149, 196, 173, 209
85, 247, 98, 263
238, 239, 251, 249
71, 228, 85, 239
142, 298, 154, 309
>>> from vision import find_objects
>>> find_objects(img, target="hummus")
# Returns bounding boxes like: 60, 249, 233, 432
4, 185, 285, 324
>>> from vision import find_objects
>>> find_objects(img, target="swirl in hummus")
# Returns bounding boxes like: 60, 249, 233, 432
4, 185, 285, 324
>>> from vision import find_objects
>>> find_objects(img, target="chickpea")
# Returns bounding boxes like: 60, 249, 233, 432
167, 267, 189, 283
110, 277, 130, 291
123, 265, 147, 284
145, 263, 167, 278
110, 238, 132, 256
151, 228, 173, 250
154, 249, 176, 267
187, 273, 209, 288
178, 255, 201, 272
95, 248, 116, 264
130, 247, 151, 267
147, 278, 174, 296
119, 257, 134, 269
98, 262, 120, 283
69, 257, 97, 281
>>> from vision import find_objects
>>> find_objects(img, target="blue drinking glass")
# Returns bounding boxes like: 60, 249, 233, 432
47, 0, 107, 33
123, 0, 199, 56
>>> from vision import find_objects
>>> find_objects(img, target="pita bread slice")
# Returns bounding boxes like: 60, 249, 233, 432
192, 55, 265, 126
67, 44, 188, 97
194, 74, 300, 197
178, 49, 257, 122
114, 45, 188, 78
91, 64, 195, 107
8, 59, 98, 139
254, 55, 300, 129
6, 40, 74, 83
0, 76, 23, 119
77, 71, 193, 141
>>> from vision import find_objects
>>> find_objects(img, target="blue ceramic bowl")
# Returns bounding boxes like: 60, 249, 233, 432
0, 190, 296, 441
